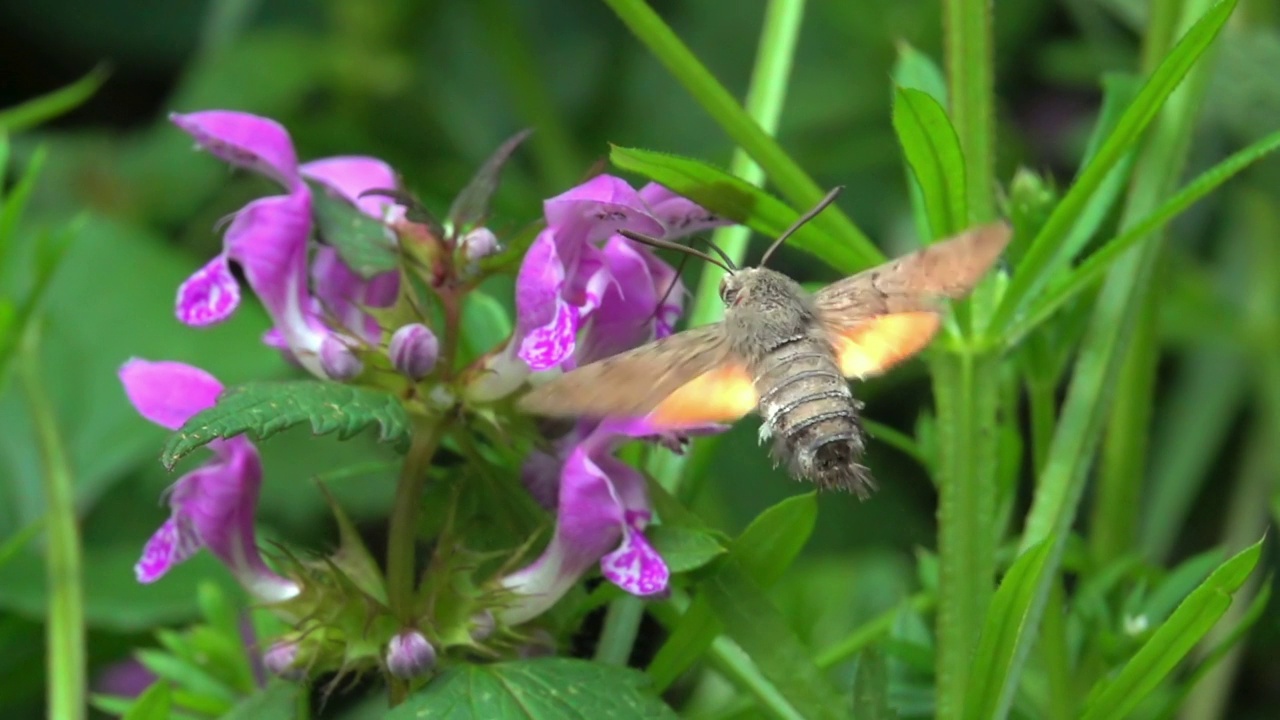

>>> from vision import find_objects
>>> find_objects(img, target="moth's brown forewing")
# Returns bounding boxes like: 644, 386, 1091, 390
517, 221, 1012, 491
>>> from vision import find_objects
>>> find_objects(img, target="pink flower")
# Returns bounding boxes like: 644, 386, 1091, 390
120, 358, 300, 602
171, 110, 401, 379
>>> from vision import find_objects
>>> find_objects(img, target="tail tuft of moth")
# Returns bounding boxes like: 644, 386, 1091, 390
795, 435, 877, 499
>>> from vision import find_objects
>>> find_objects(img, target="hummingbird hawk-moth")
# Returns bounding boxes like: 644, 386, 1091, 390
518, 188, 1011, 498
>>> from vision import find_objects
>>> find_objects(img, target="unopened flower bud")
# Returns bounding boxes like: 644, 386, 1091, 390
462, 227, 500, 261
517, 628, 556, 659
389, 323, 439, 380
263, 640, 303, 680
386, 630, 437, 679
319, 336, 363, 381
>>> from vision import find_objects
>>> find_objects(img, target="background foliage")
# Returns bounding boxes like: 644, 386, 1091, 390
1, 0, 1278, 718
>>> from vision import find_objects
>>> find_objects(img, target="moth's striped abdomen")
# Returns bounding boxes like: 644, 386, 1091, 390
751, 335, 875, 497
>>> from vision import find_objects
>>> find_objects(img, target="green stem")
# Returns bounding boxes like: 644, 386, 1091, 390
688, 0, 806, 326
814, 592, 935, 668
600, 0, 878, 264
595, 0, 809, 668
931, 350, 1000, 720
19, 326, 85, 720
593, 595, 645, 665
942, 0, 997, 222
386, 424, 443, 623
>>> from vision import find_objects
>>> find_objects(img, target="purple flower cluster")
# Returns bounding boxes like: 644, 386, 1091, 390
125, 110, 730, 635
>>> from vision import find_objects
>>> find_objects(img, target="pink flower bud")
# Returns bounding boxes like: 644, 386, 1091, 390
386, 630, 436, 679
462, 227, 500, 261
263, 640, 303, 680
389, 323, 439, 380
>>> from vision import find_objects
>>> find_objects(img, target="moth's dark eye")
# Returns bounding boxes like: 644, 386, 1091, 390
719, 276, 737, 305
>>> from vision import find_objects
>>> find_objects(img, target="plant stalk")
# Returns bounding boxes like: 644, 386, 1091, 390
20, 326, 85, 720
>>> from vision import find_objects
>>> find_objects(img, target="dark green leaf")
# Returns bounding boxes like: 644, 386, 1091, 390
222, 682, 297, 720
646, 494, 816, 692
306, 179, 399, 279
387, 658, 677, 719
646, 525, 725, 574
703, 563, 848, 720
610, 146, 870, 272
447, 128, 533, 236
852, 648, 898, 720
962, 538, 1055, 720
892, 87, 967, 239
0, 65, 109, 132
117, 682, 172, 720
161, 381, 411, 469
1080, 538, 1263, 720
732, 492, 817, 586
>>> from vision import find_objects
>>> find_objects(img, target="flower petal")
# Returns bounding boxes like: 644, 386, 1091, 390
518, 298, 579, 371
176, 255, 242, 326
170, 111, 299, 189
134, 516, 201, 583
601, 522, 669, 596
543, 174, 664, 273
300, 156, 401, 218
576, 237, 659, 364
119, 359, 224, 430
639, 182, 730, 238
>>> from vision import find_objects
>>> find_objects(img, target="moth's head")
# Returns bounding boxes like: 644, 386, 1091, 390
719, 267, 797, 309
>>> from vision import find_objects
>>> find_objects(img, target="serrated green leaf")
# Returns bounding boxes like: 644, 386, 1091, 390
121, 682, 172, 720
306, 179, 400, 279
0, 65, 108, 132
962, 538, 1055, 720
609, 146, 870, 272
1080, 538, 1263, 720
447, 128, 532, 236
645, 525, 725, 574
852, 648, 898, 720
388, 658, 677, 719
161, 381, 411, 469
892, 87, 967, 239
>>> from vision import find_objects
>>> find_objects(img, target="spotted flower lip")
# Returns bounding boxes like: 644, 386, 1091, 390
510, 175, 729, 373
170, 110, 401, 379
499, 418, 723, 625
120, 358, 300, 602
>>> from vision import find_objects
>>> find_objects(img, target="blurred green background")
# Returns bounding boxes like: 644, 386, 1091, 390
1, 0, 1278, 717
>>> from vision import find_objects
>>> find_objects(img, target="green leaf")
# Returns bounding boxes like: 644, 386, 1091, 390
317, 482, 388, 604
703, 563, 849, 720
1080, 538, 1264, 720
645, 493, 816, 690
993, 0, 1239, 331
0, 65, 109, 133
891, 41, 947, 104
136, 649, 238, 705
0, 521, 41, 571
161, 381, 411, 469
387, 658, 677, 719
610, 146, 871, 272
892, 87, 967, 239
646, 525, 725, 573
1010, 125, 1280, 344
447, 128, 533, 236
222, 682, 297, 720
117, 682, 172, 720
852, 648, 898, 720
731, 492, 818, 586
598, 0, 878, 265
962, 538, 1055, 720
306, 179, 400, 279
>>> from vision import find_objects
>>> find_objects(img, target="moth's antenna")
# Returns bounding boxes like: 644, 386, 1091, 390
759, 185, 844, 267
619, 230, 738, 272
